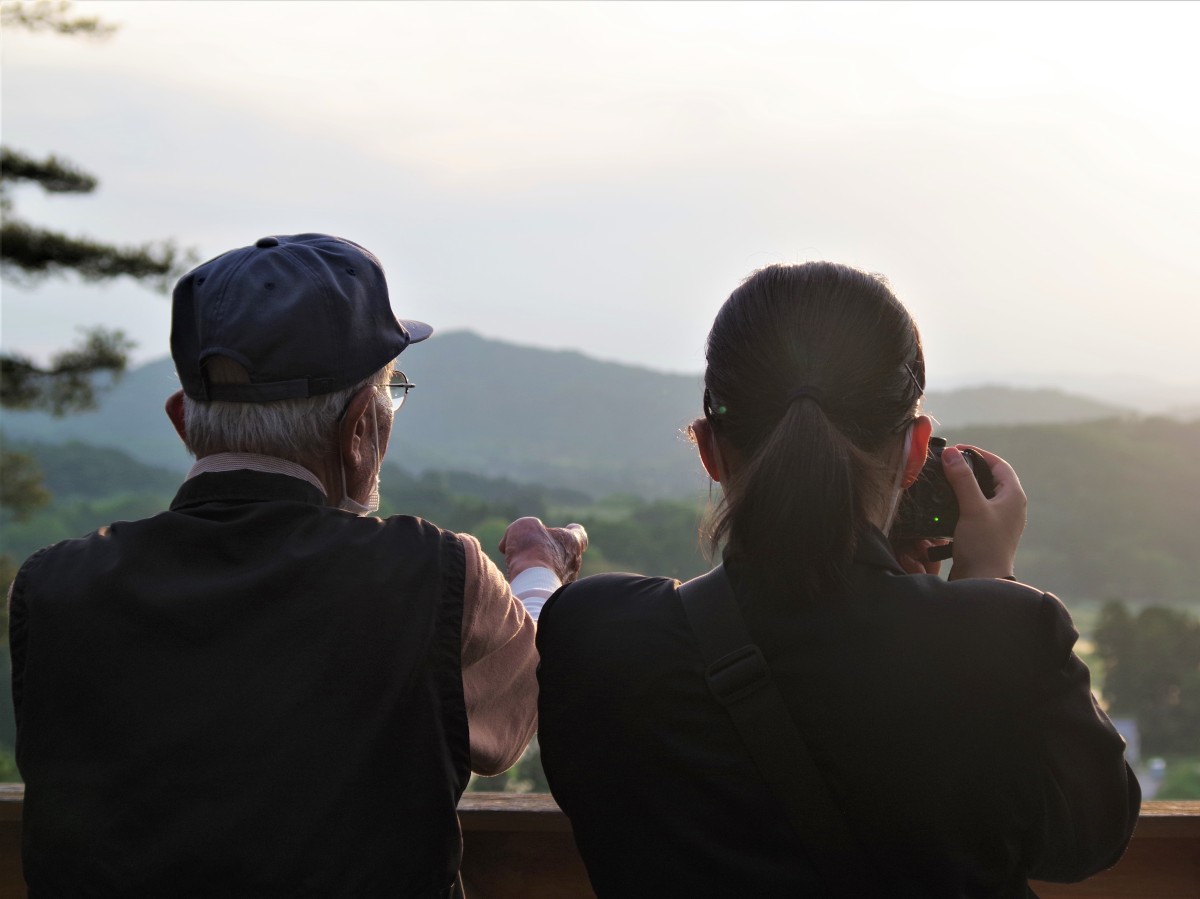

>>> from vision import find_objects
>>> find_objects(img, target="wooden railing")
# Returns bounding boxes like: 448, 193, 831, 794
1, 787, 1196, 897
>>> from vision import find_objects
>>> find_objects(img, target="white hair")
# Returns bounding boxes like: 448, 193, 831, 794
182, 357, 391, 465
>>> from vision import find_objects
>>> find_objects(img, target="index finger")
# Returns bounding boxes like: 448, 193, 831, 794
555, 523, 589, 552
567, 523, 588, 548
956, 444, 1022, 496
942, 445, 990, 514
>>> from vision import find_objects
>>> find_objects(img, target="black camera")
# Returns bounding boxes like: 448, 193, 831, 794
891, 437, 995, 543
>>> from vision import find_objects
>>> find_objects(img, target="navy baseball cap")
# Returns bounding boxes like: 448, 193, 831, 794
171, 233, 433, 402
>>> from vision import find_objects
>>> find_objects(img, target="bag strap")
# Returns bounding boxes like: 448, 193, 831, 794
677, 565, 881, 895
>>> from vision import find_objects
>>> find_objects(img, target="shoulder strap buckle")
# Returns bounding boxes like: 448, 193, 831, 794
705, 645, 771, 705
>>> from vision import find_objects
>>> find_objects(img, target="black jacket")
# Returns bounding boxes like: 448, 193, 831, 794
536, 527, 1140, 898
12, 470, 469, 898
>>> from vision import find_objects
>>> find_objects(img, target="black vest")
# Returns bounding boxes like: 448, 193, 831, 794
11, 470, 469, 897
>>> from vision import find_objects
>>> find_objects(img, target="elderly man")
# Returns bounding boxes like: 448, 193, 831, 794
9, 233, 585, 896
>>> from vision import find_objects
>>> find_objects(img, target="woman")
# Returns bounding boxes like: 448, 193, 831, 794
536, 263, 1139, 898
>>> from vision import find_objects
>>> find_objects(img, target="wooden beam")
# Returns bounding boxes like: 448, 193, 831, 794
2, 787, 1196, 898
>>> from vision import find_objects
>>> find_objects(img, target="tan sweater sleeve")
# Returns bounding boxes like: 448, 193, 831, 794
459, 533, 539, 776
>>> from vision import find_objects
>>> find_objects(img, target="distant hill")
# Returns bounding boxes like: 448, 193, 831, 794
954, 417, 1200, 604
386, 331, 706, 496
1167, 404, 1200, 421
0, 330, 1147, 497
0, 356, 193, 472
922, 386, 1128, 429
0, 332, 707, 496
944, 371, 1200, 417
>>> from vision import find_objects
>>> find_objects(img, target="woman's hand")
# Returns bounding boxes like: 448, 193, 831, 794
944, 445, 1026, 580
891, 538, 950, 576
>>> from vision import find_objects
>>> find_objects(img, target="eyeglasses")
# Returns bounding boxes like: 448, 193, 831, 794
383, 371, 415, 412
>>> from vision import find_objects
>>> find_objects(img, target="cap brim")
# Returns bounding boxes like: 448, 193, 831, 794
400, 319, 434, 346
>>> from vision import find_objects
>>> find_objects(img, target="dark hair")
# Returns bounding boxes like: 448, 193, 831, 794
703, 262, 924, 600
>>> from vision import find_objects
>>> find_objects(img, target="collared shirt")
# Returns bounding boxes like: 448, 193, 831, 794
184, 452, 553, 774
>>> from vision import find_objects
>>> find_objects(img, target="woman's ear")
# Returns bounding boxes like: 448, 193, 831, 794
691, 417, 724, 483
164, 390, 188, 444
903, 414, 934, 488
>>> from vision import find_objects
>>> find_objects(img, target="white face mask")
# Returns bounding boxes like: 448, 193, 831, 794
882, 423, 914, 535
337, 395, 383, 516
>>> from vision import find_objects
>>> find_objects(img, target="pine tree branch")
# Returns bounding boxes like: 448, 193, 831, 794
0, 220, 190, 292
0, 1, 117, 38
0, 147, 98, 193
0, 327, 132, 415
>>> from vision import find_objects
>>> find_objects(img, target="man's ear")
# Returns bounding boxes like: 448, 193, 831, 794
337, 386, 377, 468
165, 391, 188, 444
902, 414, 934, 488
692, 417, 724, 483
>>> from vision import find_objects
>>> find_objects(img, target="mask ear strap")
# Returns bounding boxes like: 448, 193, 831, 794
364, 395, 382, 511
337, 392, 384, 516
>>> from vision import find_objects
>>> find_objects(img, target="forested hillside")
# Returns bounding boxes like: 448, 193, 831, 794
4, 416, 1198, 603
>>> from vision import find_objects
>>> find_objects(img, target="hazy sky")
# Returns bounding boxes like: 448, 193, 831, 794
3, 1, 1198, 401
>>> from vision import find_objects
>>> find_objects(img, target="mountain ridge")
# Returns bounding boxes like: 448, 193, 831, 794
0, 329, 1178, 498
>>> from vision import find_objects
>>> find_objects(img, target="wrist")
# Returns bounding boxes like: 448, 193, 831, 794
506, 549, 564, 581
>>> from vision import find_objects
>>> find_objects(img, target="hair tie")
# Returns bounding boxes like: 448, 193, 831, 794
788, 386, 824, 408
